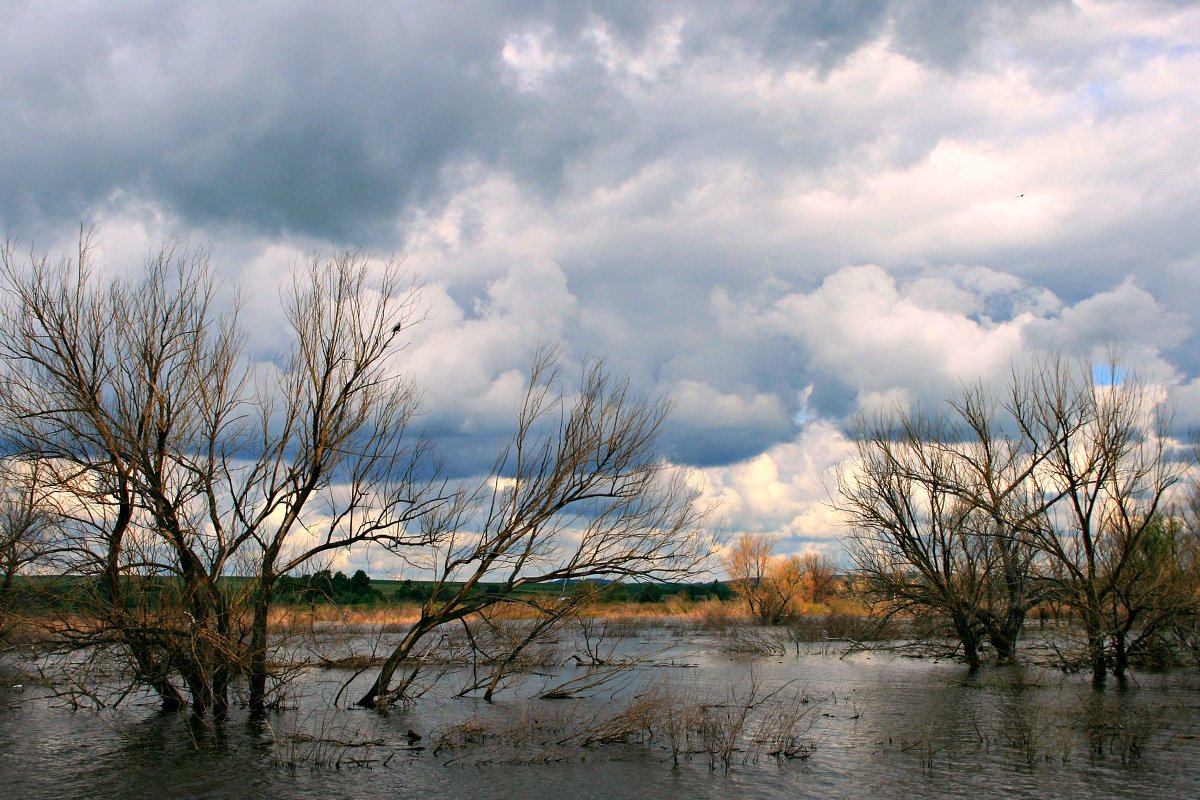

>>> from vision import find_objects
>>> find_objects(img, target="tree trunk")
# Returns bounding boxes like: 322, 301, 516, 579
952, 611, 982, 672
988, 606, 1028, 664
1112, 631, 1129, 682
1087, 624, 1107, 686
155, 679, 188, 712
988, 629, 1013, 663
248, 578, 274, 712
358, 618, 436, 708
963, 636, 981, 672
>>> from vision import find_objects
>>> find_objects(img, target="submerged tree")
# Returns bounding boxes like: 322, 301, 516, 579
227, 252, 443, 711
1012, 357, 1183, 683
0, 238, 250, 709
1103, 513, 1198, 674
0, 236, 441, 711
839, 411, 1013, 670
935, 383, 1047, 662
839, 356, 1192, 680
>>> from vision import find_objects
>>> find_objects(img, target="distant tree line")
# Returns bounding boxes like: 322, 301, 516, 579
269, 572, 733, 606
3, 571, 735, 615
275, 569, 381, 605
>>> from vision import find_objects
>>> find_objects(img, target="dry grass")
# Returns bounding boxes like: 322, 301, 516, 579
0, 613, 58, 645
268, 710, 391, 770
264, 600, 753, 632
430, 674, 821, 773
266, 601, 897, 653
266, 603, 424, 632
11, 600, 881, 644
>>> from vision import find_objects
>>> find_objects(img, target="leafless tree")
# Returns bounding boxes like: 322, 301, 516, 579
725, 533, 781, 623
839, 411, 1005, 670
797, 552, 839, 605
0, 235, 250, 709
0, 236, 442, 711
1103, 512, 1198, 673
838, 365, 1072, 669
0, 461, 63, 624
1012, 356, 1183, 683
839, 355, 1189, 680
356, 352, 712, 708
937, 383, 1048, 661
226, 252, 445, 710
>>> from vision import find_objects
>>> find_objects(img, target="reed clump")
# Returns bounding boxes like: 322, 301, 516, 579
425, 674, 821, 773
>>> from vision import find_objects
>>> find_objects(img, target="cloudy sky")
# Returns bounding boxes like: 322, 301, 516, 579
4, 1, 1199, 566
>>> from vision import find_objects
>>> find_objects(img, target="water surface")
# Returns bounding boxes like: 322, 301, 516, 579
2, 623, 1198, 799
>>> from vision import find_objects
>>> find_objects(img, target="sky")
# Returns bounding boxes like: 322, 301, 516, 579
3, 1, 1199, 571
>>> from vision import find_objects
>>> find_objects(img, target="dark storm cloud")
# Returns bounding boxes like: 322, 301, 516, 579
0, 0, 1056, 243
1, 3, 559, 236
2, 2, 528, 240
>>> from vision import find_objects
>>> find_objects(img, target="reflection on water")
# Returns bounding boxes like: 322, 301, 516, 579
3, 625, 1200, 799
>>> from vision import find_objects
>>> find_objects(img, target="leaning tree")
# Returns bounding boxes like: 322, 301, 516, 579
356, 352, 712, 709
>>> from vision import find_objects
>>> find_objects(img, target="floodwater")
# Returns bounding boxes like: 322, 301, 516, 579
2, 622, 1200, 799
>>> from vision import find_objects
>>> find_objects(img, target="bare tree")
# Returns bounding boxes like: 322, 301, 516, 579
839, 355, 1188, 680
797, 552, 839, 605
0, 237, 441, 711
1103, 512, 1198, 673
1012, 356, 1182, 683
938, 383, 1048, 661
726, 533, 779, 623
226, 252, 444, 710
839, 411, 1000, 670
0, 235, 250, 709
0, 461, 63, 623
356, 352, 711, 708
838, 373, 1061, 670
